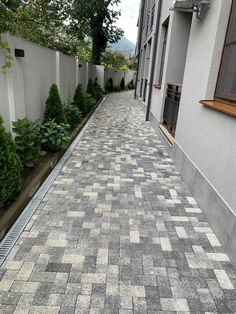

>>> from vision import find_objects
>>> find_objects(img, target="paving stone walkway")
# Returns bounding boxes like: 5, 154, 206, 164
1, 91, 236, 313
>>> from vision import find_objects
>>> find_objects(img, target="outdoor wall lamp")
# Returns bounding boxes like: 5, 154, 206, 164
15, 49, 25, 57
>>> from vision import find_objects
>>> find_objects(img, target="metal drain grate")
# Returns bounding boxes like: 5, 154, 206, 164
0, 96, 106, 267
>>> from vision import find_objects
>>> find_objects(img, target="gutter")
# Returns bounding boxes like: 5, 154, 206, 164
134, 0, 146, 99
145, 0, 163, 121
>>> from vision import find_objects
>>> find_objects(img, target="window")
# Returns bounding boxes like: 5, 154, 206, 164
215, 0, 236, 102
157, 18, 169, 86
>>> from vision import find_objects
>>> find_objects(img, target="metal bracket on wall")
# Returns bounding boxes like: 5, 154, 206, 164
170, 0, 211, 19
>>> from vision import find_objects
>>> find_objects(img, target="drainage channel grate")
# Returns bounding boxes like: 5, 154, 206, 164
0, 96, 106, 267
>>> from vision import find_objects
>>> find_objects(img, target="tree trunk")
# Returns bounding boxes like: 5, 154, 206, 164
92, 37, 102, 65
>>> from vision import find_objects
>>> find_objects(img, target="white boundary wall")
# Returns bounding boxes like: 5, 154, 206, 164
0, 33, 135, 131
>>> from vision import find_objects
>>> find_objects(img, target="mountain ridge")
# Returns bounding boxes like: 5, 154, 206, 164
109, 36, 136, 53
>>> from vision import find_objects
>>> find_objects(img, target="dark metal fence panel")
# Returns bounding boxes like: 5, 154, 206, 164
163, 83, 182, 135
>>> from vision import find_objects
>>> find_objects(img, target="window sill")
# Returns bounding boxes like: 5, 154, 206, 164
200, 99, 236, 117
153, 84, 161, 89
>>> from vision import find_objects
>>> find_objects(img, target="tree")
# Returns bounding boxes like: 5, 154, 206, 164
69, 0, 123, 64
0, 0, 21, 33
101, 50, 128, 69
73, 84, 87, 117
44, 84, 67, 124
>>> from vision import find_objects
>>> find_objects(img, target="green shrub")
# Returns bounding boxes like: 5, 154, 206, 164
44, 84, 67, 124
85, 94, 96, 112
64, 99, 82, 128
87, 78, 96, 99
40, 120, 70, 153
127, 79, 134, 90
120, 77, 125, 90
73, 84, 87, 117
93, 78, 104, 100
12, 118, 45, 168
0, 116, 22, 206
106, 77, 113, 92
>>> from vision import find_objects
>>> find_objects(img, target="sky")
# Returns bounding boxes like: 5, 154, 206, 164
115, 0, 140, 44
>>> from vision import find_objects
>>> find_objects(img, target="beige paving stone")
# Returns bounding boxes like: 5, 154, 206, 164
3, 261, 23, 270
67, 211, 85, 218
175, 227, 188, 239
29, 306, 60, 314
185, 207, 202, 213
160, 238, 172, 251
206, 253, 230, 262
206, 233, 221, 247
11, 281, 39, 293
214, 269, 234, 289
160, 298, 189, 312
46, 239, 67, 247
81, 273, 106, 284
76, 295, 91, 312
0, 279, 14, 292
130, 230, 140, 243
97, 248, 109, 265
17, 262, 35, 281
62, 255, 85, 264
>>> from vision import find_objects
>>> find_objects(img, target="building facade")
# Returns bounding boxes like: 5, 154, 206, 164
135, 0, 236, 266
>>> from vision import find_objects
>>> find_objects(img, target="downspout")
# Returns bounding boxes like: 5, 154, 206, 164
134, 0, 146, 99
145, 0, 163, 121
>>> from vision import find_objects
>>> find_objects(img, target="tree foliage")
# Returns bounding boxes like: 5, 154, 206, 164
69, 0, 123, 64
101, 50, 137, 70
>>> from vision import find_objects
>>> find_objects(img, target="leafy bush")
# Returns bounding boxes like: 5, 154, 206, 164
12, 118, 45, 167
85, 94, 96, 112
106, 77, 113, 92
40, 120, 70, 153
44, 84, 67, 124
73, 84, 87, 117
93, 78, 104, 100
64, 99, 82, 128
87, 78, 96, 99
120, 77, 125, 90
0, 116, 22, 206
127, 79, 134, 90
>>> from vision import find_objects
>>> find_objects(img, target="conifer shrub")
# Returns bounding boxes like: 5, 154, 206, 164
0, 116, 22, 206
120, 77, 125, 90
44, 84, 67, 124
12, 118, 45, 167
73, 84, 87, 117
64, 99, 82, 129
127, 79, 134, 89
85, 94, 96, 112
93, 78, 104, 100
87, 78, 96, 100
106, 77, 113, 92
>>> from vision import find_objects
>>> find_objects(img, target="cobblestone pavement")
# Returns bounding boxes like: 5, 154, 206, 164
1, 91, 236, 313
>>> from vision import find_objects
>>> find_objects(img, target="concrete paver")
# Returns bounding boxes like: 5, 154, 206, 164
1, 91, 236, 313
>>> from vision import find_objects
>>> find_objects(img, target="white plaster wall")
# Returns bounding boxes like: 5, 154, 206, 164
124, 71, 135, 85
175, 0, 236, 211
77, 60, 87, 92
95, 65, 105, 89
59, 52, 76, 103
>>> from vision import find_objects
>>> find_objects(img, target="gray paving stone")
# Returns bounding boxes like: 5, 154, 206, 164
0, 91, 236, 313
